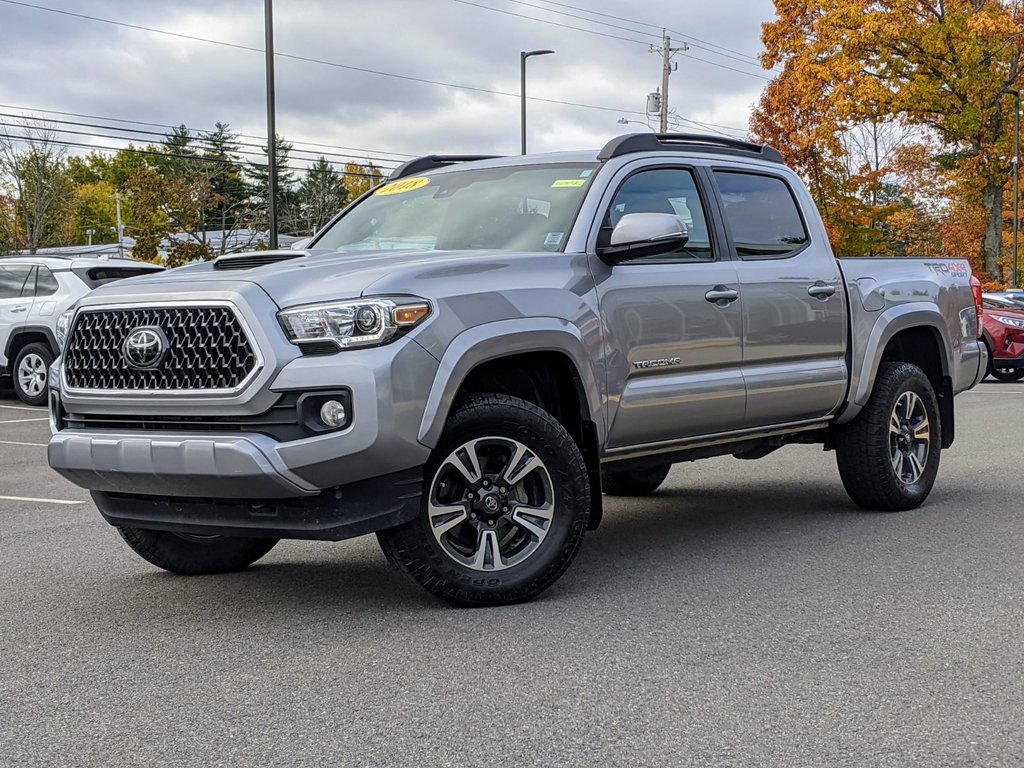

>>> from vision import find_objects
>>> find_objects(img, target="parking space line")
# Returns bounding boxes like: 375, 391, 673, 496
0, 417, 49, 424
0, 495, 84, 506
0, 404, 47, 412
0, 439, 47, 447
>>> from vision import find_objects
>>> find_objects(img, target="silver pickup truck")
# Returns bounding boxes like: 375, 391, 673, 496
47, 133, 987, 605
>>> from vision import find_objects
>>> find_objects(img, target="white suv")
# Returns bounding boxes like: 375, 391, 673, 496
0, 255, 163, 405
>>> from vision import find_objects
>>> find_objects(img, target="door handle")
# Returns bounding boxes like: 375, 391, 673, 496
807, 283, 836, 299
11, 305, 28, 313
705, 286, 739, 305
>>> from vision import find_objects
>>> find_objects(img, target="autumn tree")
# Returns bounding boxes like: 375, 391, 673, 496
0, 125, 75, 252
341, 161, 383, 200
297, 156, 348, 234
759, 0, 1024, 279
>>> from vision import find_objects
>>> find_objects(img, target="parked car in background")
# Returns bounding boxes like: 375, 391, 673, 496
983, 292, 1024, 310
0, 255, 163, 405
981, 297, 1024, 381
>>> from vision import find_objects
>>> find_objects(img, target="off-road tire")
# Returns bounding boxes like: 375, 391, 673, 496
835, 362, 940, 512
377, 393, 590, 606
117, 527, 279, 575
12, 342, 53, 406
601, 463, 671, 496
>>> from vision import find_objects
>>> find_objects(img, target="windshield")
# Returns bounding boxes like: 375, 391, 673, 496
312, 162, 598, 254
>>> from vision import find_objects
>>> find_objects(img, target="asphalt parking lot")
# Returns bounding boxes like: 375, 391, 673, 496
2, 384, 1023, 768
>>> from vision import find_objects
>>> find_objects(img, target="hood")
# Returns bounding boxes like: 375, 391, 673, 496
115, 247, 561, 308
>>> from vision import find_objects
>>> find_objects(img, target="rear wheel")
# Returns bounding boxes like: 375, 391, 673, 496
117, 527, 279, 575
378, 393, 590, 606
835, 362, 940, 511
601, 463, 671, 496
13, 342, 53, 406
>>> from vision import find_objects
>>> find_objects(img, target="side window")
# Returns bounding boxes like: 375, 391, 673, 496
0, 264, 33, 299
35, 266, 59, 296
602, 168, 714, 262
714, 171, 808, 258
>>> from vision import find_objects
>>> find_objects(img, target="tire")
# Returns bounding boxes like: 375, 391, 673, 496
602, 463, 671, 496
835, 362, 941, 512
377, 393, 590, 606
13, 342, 53, 406
117, 527, 279, 575
988, 365, 1024, 382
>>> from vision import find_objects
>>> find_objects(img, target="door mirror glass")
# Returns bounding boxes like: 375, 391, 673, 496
599, 213, 689, 264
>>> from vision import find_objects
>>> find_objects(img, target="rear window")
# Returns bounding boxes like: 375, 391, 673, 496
714, 171, 808, 258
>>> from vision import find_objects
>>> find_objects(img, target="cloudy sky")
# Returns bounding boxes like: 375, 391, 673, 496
0, 0, 778, 176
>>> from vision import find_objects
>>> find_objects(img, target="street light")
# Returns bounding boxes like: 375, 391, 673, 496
617, 117, 656, 132
521, 49, 554, 155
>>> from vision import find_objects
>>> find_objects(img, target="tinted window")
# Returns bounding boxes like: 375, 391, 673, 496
714, 171, 808, 258
603, 168, 714, 262
0, 264, 32, 299
35, 266, 59, 296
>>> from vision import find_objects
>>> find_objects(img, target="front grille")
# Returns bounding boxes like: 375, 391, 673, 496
62, 394, 304, 441
64, 306, 258, 391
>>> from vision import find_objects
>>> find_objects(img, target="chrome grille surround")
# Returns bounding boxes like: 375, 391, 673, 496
62, 301, 263, 395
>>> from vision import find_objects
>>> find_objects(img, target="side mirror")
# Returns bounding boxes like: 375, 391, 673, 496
290, 237, 312, 250
597, 213, 689, 265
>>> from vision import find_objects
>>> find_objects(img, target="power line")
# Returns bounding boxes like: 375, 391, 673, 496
0, 111, 401, 169
527, 0, 766, 63
0, 103, 419, 160
0, 132, 389, 181
0, 0, 653, 118
493, 0, 775, 70
451, 0, 771, 80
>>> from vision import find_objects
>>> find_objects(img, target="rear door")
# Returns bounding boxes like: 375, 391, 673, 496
711, 169, 848, 427
0, 263, 35, 369
591, 163, 745, 449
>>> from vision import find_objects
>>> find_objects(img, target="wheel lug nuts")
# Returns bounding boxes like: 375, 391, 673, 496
470, 513, 477, 519
487, 519, 495, 526
499, 486, 507, 494
502, 505, 509, 512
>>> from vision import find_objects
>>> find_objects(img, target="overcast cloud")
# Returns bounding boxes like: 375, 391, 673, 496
0, 0, 777, 174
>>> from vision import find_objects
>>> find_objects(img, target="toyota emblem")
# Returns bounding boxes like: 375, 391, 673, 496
122, 326, 170, 370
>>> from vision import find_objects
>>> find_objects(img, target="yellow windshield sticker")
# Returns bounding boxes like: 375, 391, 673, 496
375, 177, 431, 195
551, 179, 587, 188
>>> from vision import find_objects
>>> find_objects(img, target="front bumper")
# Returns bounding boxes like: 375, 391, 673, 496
90, 466, 422, 541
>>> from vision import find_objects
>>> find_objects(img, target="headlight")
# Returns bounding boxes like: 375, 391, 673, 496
55, 309, 75, 349
993, 314, 1024, 330
277, 298, 431, 350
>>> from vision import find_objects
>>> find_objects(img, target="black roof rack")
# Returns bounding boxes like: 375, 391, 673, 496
598, 133, 784, 164
389, 154, 504, 180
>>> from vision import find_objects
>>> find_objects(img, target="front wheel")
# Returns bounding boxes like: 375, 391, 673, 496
378, 393, 590, 606
117, 527, 279, 575
13, 342, 53, 406
834, 362, 940, 511
988, 364, 1024, 382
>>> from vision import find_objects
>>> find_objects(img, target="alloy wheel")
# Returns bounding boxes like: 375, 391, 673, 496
17, 353, 47, 398
427, 436, 555, 572
889, 391, 930, 485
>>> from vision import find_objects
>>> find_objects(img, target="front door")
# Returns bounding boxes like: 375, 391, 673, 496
0, 263, 34, 370
592, 166, 746, 450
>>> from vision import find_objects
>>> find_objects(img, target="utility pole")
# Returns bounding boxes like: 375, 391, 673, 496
114, 192, 124, 259
649, 31, 688, 133
520, 49, 555, 155
264, 0, 279, 250
1013, 90, 1020, 288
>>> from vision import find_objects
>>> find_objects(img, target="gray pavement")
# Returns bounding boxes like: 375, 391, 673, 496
1, 383, 1023, 767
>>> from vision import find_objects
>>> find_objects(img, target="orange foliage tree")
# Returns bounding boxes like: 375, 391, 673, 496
755, 0, 1024, 279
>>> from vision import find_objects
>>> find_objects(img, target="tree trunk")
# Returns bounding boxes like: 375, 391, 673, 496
982, 180, 1005, 281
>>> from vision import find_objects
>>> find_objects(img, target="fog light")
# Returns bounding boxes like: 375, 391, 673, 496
320, 400, 347, 428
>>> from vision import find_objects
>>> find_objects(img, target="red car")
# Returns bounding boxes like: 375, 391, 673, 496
981, 298, 1024, 381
